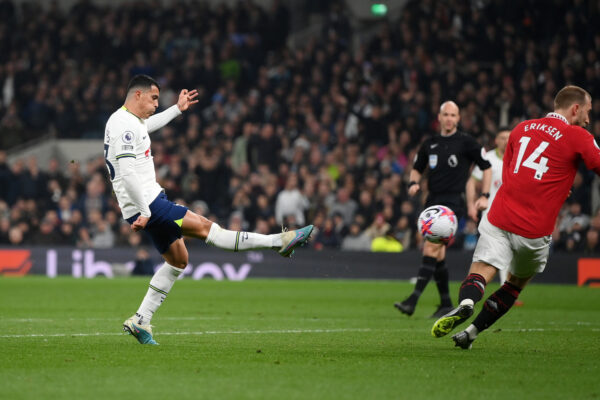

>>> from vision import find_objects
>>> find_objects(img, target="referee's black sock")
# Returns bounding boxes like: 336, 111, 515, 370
472, 282, 522, 333
405, 256, 437, 305
433, 259, 453, 307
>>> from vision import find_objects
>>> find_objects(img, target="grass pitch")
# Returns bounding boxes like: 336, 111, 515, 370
1, 277, 599, 400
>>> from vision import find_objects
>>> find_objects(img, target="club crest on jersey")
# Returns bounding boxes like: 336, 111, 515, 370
448, 154, 458, 167
122, 131, 134, 144
429, 154, 438, 169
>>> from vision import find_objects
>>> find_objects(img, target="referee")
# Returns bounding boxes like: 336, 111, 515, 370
395, 101, 492, 318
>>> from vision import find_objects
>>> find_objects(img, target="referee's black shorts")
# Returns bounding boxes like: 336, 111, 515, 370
424, 192, 466, 222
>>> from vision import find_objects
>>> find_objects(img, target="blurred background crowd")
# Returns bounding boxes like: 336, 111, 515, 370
1, 0, 600, 254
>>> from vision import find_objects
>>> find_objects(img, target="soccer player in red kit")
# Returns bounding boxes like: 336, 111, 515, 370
431, 85, 600, 349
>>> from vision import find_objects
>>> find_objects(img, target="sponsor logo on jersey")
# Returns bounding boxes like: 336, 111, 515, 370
429, 154, 438, 169
430, 143, 438, 149
122, 131, 134, 144
448, 154, 458, 167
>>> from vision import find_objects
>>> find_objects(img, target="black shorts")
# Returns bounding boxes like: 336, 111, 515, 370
126, 192, 189, 254
425, 193, 466, 221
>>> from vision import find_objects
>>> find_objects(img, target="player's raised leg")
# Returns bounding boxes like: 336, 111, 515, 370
124, 208, 312, 345
181, 210, 313, 257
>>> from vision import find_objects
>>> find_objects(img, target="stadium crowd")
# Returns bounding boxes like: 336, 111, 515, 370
1, 0, 600, 254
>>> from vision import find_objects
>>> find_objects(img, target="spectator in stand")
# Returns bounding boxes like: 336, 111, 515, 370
58, 222, 77, 246
328, 187, 358, 226
364, 213, 391, 241
275, 173, 308, 226
559, 202, 590, 235
341, 222, 371, 251
0, 217, 11, 244
132, 248, 155, 276
331, 212, 349, 238
583, 229, 600, 254
91, 219, 116, 249
313, 217, 341, 250
248, 123, 282, 172
29, 217, 58, 246
356, 190, 376, 225
394, 215, 413, 250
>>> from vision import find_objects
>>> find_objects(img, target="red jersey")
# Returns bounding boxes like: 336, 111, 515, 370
488, 113, 600, 238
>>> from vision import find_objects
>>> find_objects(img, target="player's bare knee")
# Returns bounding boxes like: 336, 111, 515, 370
182, 211, 212, 239
172, 260, 188, 270
423, 241, 443, 258
166, 251, 188, 270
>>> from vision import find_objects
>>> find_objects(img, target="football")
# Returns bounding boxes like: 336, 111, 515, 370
417, 205, 458, 244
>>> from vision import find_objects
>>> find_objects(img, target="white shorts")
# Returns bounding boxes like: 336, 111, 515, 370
472, 214, 551, 278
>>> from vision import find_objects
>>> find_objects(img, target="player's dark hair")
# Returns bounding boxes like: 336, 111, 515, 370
126, 74, 160, 94
554, 85, 590, 110
496, 126, 511, 135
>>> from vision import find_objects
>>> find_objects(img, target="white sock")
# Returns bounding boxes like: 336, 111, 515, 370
136, 262, 182, 324
460, 298, 475, 307
205, 223, 282, 251
498, 268, 508, 284
465, 324, 479, 340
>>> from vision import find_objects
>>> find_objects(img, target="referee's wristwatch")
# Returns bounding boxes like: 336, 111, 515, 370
480, 192, 490, 199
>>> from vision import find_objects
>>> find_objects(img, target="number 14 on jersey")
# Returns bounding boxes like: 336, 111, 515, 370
513, 136, 549, 180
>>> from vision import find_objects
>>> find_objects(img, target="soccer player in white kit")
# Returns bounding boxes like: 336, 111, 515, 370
105, 75, 314, 344
468, 128, 511, 284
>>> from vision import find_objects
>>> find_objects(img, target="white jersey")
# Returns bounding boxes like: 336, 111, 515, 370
471, 147, 503, 217
104, 105, 181, 219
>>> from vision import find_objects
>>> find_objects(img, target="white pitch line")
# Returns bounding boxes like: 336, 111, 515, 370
0, 318, 304, 324
0, 328, 374, 339
1, 326, 599, 339
0, 316, 225, 323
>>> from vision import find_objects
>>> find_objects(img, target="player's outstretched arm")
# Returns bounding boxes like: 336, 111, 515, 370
146, 89, 199, 133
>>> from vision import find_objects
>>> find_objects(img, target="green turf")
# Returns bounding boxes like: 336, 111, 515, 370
1, 277, 599, 400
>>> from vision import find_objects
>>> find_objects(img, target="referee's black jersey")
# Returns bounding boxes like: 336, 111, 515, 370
413, 131, 491, 196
